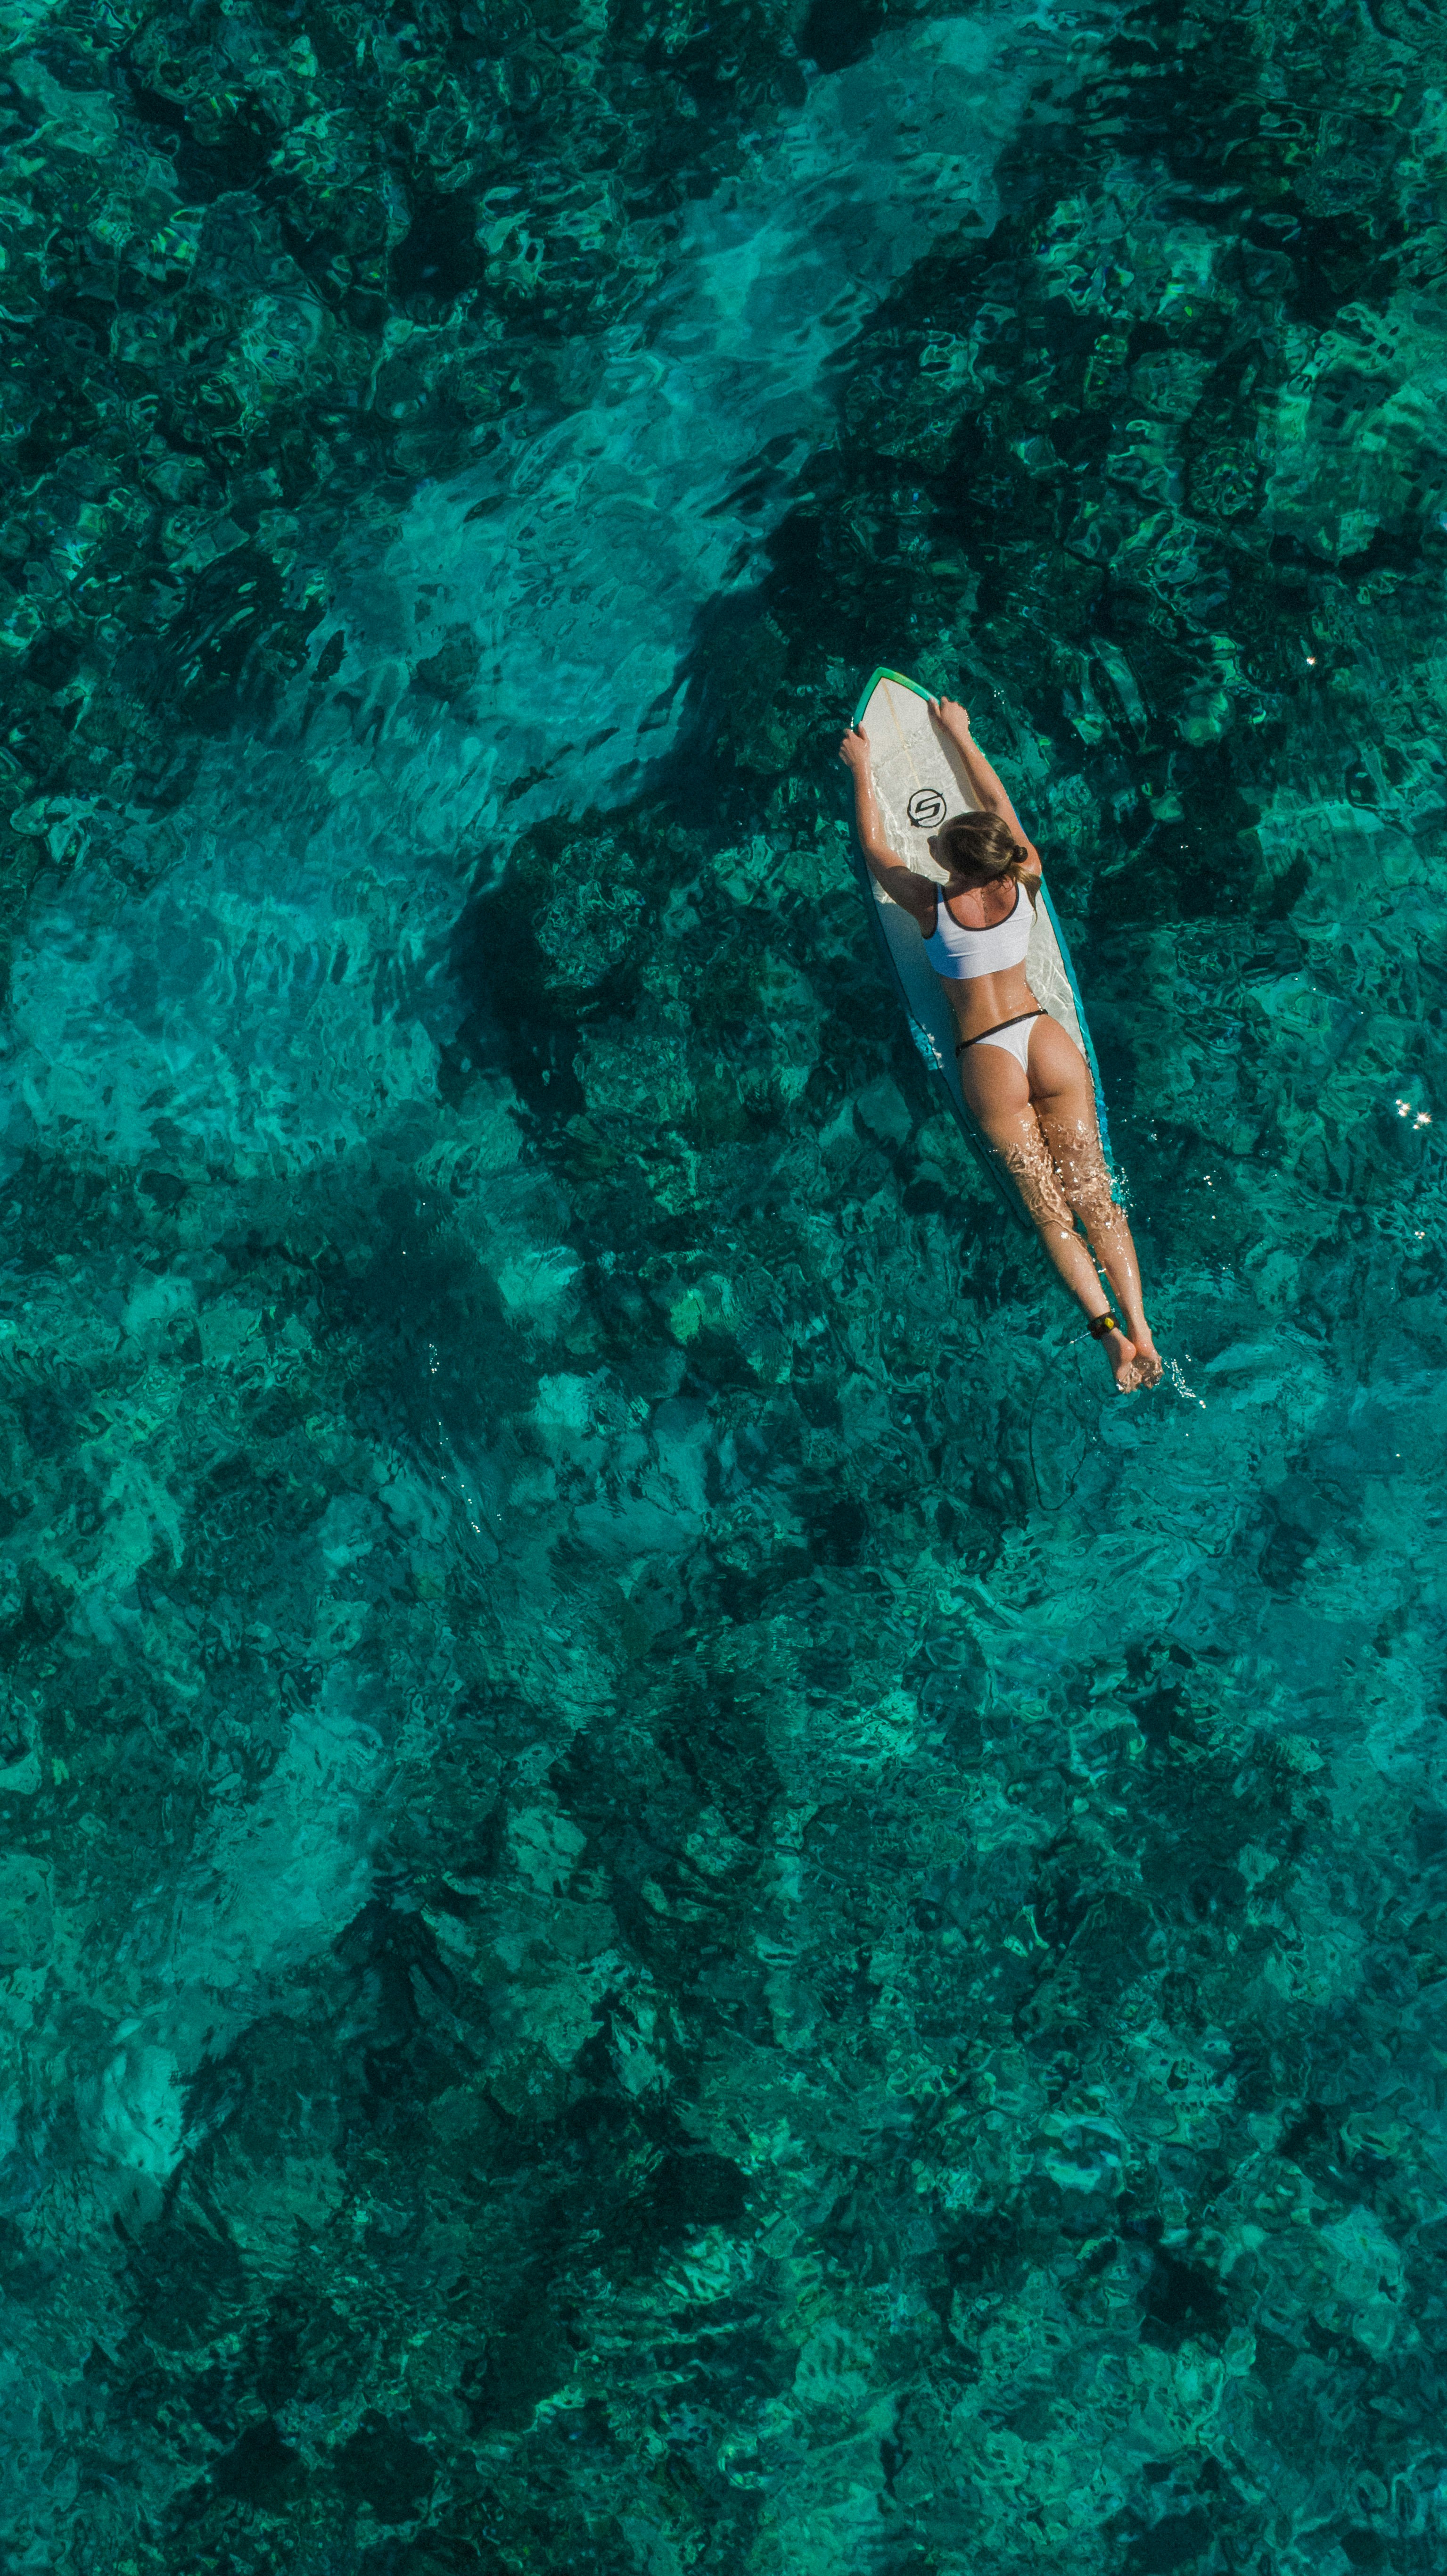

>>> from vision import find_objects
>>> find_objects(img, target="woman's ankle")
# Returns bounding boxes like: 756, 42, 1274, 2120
1084, 1303, 1132, 1346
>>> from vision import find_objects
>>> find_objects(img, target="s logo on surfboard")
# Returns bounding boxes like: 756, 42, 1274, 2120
906, 787, 948, 828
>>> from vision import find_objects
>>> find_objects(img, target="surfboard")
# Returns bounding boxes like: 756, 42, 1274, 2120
850, 665, 1113, 1232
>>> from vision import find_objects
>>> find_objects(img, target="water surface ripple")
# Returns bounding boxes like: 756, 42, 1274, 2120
0, 0, 1444, 2567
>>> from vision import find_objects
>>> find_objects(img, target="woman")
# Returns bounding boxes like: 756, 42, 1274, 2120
840, 695, 1161, 1392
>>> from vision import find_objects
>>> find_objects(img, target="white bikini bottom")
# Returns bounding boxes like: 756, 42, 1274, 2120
954, 1007, 1047, 1075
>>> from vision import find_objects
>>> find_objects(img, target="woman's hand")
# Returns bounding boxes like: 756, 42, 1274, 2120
838, 722, 871, 774
929, 695, 971, 741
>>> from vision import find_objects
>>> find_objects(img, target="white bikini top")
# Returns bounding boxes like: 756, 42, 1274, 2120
922, 879, 1034, 983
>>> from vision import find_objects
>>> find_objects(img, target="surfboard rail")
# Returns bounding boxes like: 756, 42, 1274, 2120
847, 664, 1113, 1229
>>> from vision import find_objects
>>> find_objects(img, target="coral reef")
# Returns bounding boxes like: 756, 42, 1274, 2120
0, 0, 1445, 2567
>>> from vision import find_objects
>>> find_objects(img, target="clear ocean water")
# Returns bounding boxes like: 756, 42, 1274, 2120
1, 0, 1445, 2566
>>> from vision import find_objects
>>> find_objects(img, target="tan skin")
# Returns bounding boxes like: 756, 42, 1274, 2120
841, 695, 1161, 1392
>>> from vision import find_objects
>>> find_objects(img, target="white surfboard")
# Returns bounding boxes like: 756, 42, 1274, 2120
850, 665, 1113, 1230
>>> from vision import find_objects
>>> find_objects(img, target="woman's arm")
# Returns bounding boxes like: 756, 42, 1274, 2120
839, 725, 935, 922
930, 697, 1040, 869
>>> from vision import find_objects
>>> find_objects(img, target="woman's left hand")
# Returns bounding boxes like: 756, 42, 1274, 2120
929, 696, 971, 739
838, 723, 871, 773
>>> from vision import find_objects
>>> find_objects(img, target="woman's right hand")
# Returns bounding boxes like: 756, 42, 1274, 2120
838, 722, 871, 774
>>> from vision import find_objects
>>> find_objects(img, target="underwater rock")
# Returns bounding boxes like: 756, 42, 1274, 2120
1, 0, 1446, 2565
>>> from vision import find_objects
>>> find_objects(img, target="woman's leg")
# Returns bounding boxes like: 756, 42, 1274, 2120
959, 1041, 1146, 1390
1026, 1020, 1162, 1386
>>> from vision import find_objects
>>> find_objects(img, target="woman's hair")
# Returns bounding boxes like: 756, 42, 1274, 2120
934, 809, 1031, 890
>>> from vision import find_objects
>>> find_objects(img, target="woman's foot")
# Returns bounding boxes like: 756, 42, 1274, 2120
1098, 1322, 1143, 1392
1125, 1322, 1163, 1389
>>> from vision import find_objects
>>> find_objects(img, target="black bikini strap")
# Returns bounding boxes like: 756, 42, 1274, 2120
953, 1009, 1047, 1057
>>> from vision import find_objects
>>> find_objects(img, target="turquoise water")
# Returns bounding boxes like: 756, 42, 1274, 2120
2, 0, 1446, 2563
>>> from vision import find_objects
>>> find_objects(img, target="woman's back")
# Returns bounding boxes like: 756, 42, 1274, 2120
923, 876, 1034, 982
